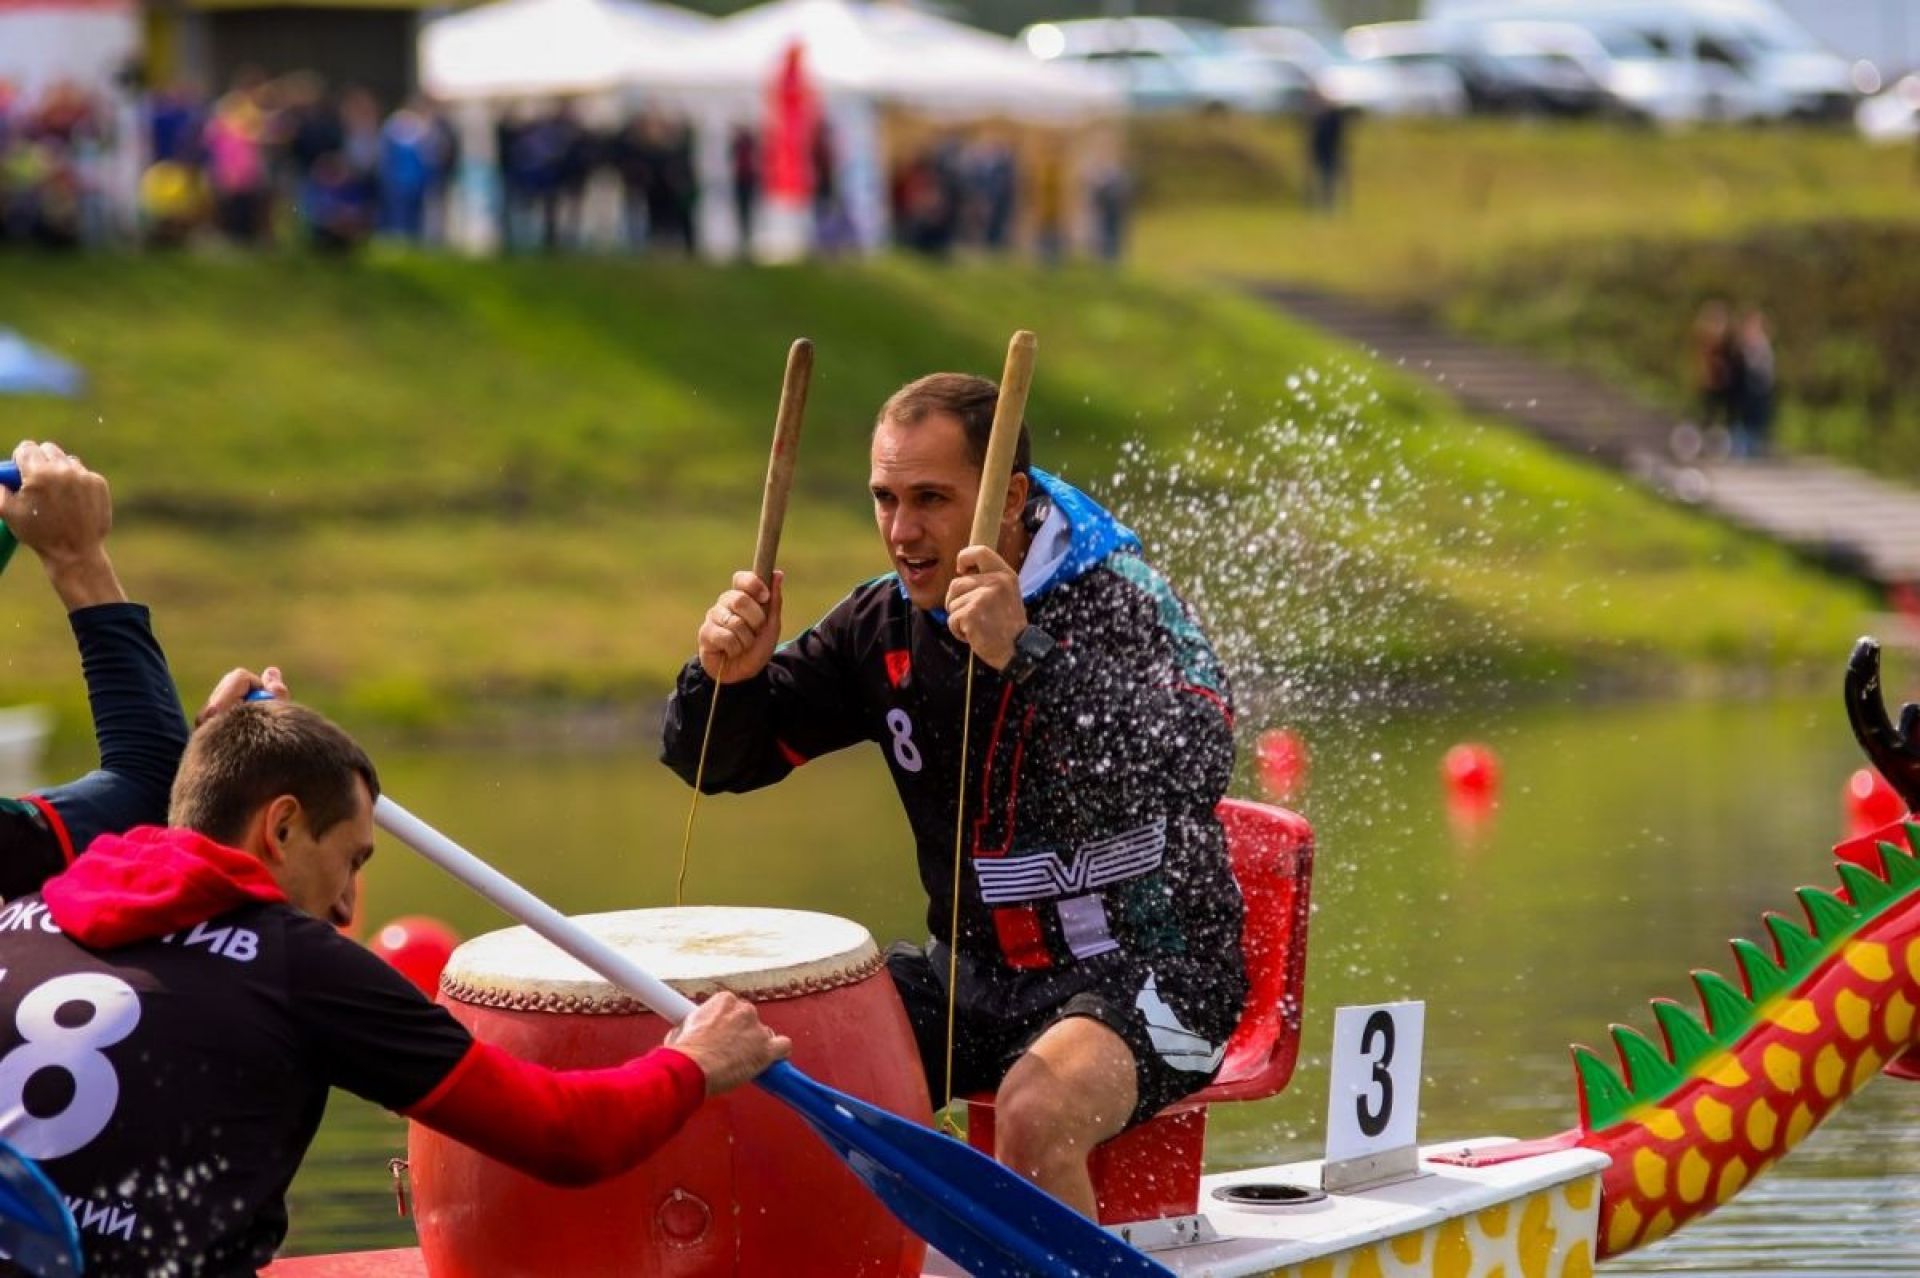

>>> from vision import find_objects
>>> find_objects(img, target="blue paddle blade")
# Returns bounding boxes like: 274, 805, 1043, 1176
755, 1062, 1173, 1278
0, 1138, 82, 1275
0, 463, 16, 491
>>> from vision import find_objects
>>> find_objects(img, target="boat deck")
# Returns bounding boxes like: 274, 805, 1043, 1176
267, 1139, 1607, 1278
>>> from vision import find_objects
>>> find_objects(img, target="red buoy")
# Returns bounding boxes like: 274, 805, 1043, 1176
369, 916, 460, 996
1256, 729, 1309, 801
1845, 768, 1907, 838
1442, 743, 1501, 800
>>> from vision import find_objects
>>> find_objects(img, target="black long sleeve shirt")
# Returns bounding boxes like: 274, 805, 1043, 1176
0, 603, 189, 897
662, 552, 1244, 1016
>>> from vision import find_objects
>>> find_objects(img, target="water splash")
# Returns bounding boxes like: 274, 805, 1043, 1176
1109, 361, 1517, 742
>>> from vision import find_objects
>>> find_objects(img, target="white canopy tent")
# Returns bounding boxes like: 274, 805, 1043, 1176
419, 0, 713, 102
0, 1, 140, 102
635, 0, 1122, 120
627, 0, 1123, 258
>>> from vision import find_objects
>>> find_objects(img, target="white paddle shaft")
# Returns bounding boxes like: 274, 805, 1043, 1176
374, 796, 699, 1024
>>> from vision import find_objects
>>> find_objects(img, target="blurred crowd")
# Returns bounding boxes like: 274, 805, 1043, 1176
1, 72, 1132, 264
0, 81, 117, 248
890, 134, 1128, 263
0, 72, 466, 252
491, 104, 701, 255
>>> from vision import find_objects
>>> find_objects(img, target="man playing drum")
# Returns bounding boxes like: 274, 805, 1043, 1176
0, 698, 789, 1273
663, 372, 1245, 1216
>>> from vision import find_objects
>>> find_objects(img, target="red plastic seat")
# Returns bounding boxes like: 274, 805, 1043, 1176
963, 798, 1315, 1223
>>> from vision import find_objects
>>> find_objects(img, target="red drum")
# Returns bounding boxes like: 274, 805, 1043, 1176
410, 907, 930, 1277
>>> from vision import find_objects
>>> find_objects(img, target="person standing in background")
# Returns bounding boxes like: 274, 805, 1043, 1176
729, 124, 759, 256
1730, 309, 1776, 460
1689, 300, 1735, 438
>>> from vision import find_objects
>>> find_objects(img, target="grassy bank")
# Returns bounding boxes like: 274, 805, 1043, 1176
1129, 117, 1920, 293
1131, 116, 1920, 479
1441, 222, 1920, 476
0, 254, 1873, 735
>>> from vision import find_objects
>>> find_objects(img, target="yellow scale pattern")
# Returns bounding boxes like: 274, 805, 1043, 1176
1596, 935, 1920, 1258
1264, 1178, 1600, 1278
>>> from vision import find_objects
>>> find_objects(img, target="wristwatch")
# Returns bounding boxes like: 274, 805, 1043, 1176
1003, 625, 1056, 686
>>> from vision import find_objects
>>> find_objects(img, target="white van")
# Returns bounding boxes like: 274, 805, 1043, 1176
1430, 0, 1849, 122
1232, 24, 1468, 115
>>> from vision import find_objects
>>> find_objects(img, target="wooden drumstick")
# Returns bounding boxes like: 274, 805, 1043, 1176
753, 338, 813, 585
968, 330, 1036, 550
678, 339, 813, 906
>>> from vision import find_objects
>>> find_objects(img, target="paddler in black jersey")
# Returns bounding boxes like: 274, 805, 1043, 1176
663, 372, 1246, 1217
0, 697, 790, 1274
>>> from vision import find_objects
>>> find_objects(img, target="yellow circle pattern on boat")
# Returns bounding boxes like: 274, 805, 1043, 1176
1264, 1180, 1600, 1278
1714, 1156, 1749, 1205
1632, 1148, 1667, 1199
1765, 999, 1819, 1035
1844, 940, 1892, 982
1676, 1149, 1711, 1204
1835, 988, 1872, 1040
1814, 1044, 1846, 1098
1762, 1044, 1802, 1092
1691, 1095, 1732, 1144
1886, 991, 1915, 1041
1785, 1102, 1815, 1148
1640, 1109, 1685, 1142
1518, 1193, 1554, 1278
1434, 1217, 1472, 1278
1705, 1054, 1750, 1088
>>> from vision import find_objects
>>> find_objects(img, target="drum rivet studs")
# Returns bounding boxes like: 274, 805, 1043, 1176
657, 1188, 712, 1245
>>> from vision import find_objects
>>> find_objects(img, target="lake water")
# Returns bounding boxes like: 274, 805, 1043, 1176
271, 689, 1920, 1272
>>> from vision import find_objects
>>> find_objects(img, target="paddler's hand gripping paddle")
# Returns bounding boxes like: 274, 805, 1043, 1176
0, 461, 23, 576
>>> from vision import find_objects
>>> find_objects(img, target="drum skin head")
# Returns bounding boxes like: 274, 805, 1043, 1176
439, 906, 882, 1012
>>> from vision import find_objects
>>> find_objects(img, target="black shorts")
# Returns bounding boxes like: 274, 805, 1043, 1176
886, 941, 1246, 1130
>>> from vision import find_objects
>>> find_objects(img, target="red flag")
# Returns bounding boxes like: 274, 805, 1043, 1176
763, 40, 818, 205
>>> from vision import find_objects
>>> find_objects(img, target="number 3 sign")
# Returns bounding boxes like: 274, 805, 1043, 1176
1322, 1001, 1425, 1192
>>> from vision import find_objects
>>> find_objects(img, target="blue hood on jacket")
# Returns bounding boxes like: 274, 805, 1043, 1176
912, 468, 1139, 619
1025, 468, 1140, 597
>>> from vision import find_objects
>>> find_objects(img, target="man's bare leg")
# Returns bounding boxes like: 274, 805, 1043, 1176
992, 1016, 1138, 1217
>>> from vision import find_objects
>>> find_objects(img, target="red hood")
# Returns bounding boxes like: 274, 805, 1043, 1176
44, 826, 289, 948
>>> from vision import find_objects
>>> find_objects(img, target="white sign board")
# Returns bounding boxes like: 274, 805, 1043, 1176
1323, 1001, 1425, 1187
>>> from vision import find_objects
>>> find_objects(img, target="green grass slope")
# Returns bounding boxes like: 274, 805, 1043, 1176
1130, 118, 1920, 293
0, 254, 1872, 734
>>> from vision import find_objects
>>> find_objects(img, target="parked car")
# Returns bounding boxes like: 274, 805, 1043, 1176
1432, 0, 1837, 122
1020, 17, 1299, 115
1454, 20, 1620, 116
1231, 24, 1466, 115
1336, 22, 1479, 115
1707, 1, 1857, 121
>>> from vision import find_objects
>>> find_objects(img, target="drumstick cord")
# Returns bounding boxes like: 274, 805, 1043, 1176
940, 653, 977, 1135
675, 657, 727, 907
685, 642, 972, 1140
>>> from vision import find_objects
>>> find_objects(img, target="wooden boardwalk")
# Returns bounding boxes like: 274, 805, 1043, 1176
1256, 284, 1920, 588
